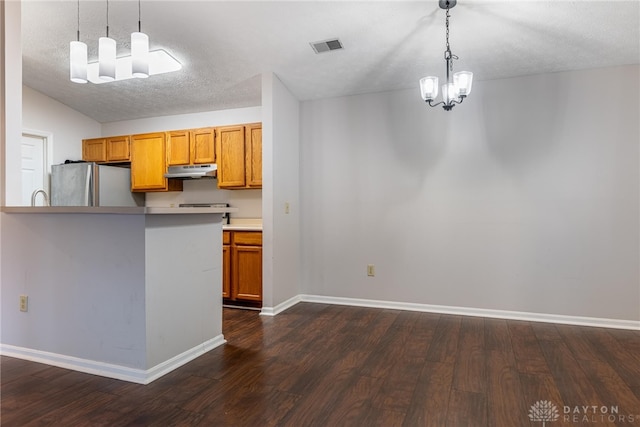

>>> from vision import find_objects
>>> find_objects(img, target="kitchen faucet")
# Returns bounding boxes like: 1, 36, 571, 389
31, 189, 49, 206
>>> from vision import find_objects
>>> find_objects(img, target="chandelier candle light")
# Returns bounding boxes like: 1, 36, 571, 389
419, 0, 473, 111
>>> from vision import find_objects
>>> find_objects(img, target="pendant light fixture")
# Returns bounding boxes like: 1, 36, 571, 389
98, 0, 117, 81
131, 0, 149, 78
419, 0, 473, 111
69, 0, 87, 83
70, 0, 180, 84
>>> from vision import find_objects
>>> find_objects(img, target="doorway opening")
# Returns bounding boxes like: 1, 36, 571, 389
21, 129, 52, 206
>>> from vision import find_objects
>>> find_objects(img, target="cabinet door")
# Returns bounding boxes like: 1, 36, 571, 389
192, 128, 215, 164
131, 132, 169, 191
82, 138, 107, 162
106, 136, 130, 162
216, 126, 246, 188
232, 245, 262, 302
167, 130, 191, 166
222, 244, 231, 299
246, 123, 262, 188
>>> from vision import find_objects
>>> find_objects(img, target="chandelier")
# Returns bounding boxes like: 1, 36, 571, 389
70, 0, 181, 84
419, 0, 473, 111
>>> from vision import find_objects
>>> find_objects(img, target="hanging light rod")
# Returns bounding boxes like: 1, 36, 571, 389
419, 0, 473, 111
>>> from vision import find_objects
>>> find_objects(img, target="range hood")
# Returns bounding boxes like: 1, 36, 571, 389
164, 164, 217, 179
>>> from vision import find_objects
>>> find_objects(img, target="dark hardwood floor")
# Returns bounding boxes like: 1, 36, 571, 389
2, 303, 639, 426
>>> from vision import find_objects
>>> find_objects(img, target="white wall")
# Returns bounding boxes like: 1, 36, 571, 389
102, 108, 263, 218
22, 86, 101, 165
300, 65, 640, 322
262, 73, 301, 308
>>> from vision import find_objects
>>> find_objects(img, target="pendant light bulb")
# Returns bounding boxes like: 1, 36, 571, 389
98, 0, 116, 81
70, 40, 88, 84
98, 36, 117, 81
131, 32, 149, 78
70, 0, 87, 84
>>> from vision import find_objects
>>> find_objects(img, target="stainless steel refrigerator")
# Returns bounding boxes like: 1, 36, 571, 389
51, 162, 143, 207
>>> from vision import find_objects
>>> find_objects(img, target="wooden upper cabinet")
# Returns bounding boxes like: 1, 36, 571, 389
82, 138, 107, 162
83, 136, 130, 163
216, 125, 247, 188
167, 130, 191, 166
246, 123, 262, 188
131, 132, 182, 192
167, 127, 215, 166
192, 128, 215, 164
216, 123, 262, 189
106, 136, 130, 162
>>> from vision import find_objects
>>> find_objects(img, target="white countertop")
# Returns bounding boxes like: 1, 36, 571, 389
223, 224, 263, 231
223, 218, 262, 231
1, 206, 238, 215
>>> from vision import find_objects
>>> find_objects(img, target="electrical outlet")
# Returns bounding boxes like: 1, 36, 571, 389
284, 202, 290, 214
367, 264, 375, 277
19, 295, 28, 312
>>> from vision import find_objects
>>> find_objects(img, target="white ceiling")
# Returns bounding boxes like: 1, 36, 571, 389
21, 0, 640, 123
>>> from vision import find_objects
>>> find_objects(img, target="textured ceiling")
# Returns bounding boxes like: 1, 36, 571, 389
21, 0, 640, 124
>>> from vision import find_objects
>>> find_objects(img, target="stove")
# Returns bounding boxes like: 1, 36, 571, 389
179, 203, 230, 223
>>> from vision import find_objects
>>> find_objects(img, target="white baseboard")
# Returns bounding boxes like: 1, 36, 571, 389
0, 334, 227, 384
260, 294, 302, 316
297, 295, 640, 331
144, 335, 226, 383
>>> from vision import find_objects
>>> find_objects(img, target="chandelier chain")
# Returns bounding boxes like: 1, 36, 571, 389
445, 6, 450, 55
444, 3, 458, 71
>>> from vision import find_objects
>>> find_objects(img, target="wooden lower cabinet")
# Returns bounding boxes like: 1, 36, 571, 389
223, 230, 262, 304
222, 232, 231, 299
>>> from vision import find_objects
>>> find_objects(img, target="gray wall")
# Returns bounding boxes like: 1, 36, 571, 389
1, 213, 148, 368
144, 215, 222, 368
1, 212, 224, 375
262, 73, 301, 309
300, 65, 640, 321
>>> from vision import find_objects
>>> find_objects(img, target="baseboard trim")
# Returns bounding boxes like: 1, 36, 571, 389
260, 294, 302, 316
0, 334, 227, 384
144, 335, 226, 384
298, 295, 640, 330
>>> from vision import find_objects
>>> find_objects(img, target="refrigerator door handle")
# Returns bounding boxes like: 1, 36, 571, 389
83, 164, 92, 206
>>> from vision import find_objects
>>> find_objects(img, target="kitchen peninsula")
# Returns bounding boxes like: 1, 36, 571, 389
1, 205, 236, 384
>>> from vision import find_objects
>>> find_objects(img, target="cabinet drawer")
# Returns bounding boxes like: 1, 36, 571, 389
223, 231, 231, 245
233, 231, 262, 246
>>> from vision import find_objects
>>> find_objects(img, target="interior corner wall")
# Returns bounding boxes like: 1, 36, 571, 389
1, 0, 6, 207
2, 0, 22, 206
261, 73, 274, 308
22, 86, 101, 164
300, 65, 640, 322
270, 74, 301, 308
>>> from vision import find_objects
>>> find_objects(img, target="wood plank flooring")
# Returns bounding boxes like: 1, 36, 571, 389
1, 303, 639, 426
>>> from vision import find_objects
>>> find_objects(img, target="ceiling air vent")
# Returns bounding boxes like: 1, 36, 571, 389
310, 38, 344, 54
